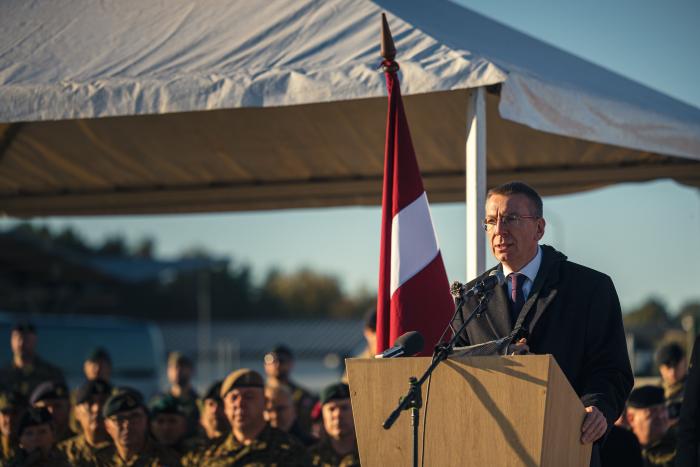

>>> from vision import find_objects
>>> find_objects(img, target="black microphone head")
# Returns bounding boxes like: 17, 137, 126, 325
393, 331, 425, 356
488, 269, 505, 286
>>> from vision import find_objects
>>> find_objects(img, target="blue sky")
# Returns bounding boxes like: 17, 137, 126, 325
2, 0, 699, 314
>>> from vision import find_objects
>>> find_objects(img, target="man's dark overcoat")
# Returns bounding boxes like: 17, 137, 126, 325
454, 244, 633, 427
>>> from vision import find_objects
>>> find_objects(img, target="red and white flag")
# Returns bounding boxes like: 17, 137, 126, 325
375, 60, 455, 357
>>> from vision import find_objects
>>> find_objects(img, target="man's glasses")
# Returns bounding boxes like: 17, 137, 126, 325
483, 214, 539, 231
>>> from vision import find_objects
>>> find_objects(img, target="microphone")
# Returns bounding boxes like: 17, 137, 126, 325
451, 270, 505, 301
375, 331, 425, 358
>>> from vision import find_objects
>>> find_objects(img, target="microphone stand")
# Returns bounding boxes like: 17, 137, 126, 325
382, 291, 493, 467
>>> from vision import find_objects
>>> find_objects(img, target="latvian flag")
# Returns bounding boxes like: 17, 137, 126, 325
375, 60, 455, 357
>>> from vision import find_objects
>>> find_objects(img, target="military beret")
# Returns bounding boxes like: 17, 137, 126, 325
29, 380, 69, 404
203, 381, 223, 401
167, 351, 192, 367
18, 407, 52, 437
102, 388, 145, 418
655, 342, 686, 367
220, 369, 265, 397
149, 394, 187, 417
319, 382, 350, 405
0, 390, 27, 412
12, 322, 36, 333
86, 347, 112, 364
75, 379, 113, 405
628, 385, 665, 409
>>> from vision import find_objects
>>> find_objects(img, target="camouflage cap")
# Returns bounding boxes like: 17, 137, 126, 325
267, 344, 293, 359
102, 388, 145, 418
0, 390, 27, 411
12, 322, 36, 334
149, 394, 188, 418
29, 380, 69, 404
628, 385, 665, 409
655, 341, 686, 367
86, 347, 112, 364
75, 379, 113, 405
319, 382, 350, 405
18, 407, 52, 437
220, 369, 265, 397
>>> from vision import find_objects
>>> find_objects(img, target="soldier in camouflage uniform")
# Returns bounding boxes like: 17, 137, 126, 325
308, 383, 359, 467
7, 407, 71, 467
58, 379, 113, 466
98, 388, 182, 467
655, 341, 687, 425
0, 323, 64, 397
197, 381, 228, 442
264, 384, 316, 446
195, 368, 310, 466
29, 380, 75, 442
0, 390, 27, 464
627, 386, 677, 467
150, 394, 209, 458
264, 345, 317, 439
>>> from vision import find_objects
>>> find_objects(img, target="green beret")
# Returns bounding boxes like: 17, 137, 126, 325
203, 381, 223, 401
320, 383, 350, 405
75, 379, 112, 405
0, 390, 27, 412
102, 389, 145, 418
29, 381, 69, 404
149, 394, 187, 418
628, 385, 665, 409
220, 369, 264, 397
18, 407, 52, 437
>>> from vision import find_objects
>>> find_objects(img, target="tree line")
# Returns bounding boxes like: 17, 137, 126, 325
1, 224, 375, 321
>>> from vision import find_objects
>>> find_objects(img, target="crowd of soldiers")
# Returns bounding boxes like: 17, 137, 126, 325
601, 341, 687, 467
0, 321, 370, 466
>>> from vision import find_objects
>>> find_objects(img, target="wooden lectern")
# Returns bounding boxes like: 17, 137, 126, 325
346, 355, 591, 467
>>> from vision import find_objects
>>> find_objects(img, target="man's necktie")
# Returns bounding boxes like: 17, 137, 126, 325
510, 273, 525, 325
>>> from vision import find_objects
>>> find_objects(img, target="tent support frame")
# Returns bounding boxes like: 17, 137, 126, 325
466, 86, 487, 281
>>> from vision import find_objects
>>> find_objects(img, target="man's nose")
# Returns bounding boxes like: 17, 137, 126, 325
493, 217, 508, 235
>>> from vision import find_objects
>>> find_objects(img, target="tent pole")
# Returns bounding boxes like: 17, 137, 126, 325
466, 87, 486, 281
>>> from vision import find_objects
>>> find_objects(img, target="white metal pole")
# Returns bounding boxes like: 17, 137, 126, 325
466, 87, 486, 281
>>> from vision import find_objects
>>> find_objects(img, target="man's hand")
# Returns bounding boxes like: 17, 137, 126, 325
507, 338, 530, 355
581, 406, 607, 444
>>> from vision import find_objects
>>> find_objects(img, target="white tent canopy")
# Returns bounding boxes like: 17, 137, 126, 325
1, 0, 699, 217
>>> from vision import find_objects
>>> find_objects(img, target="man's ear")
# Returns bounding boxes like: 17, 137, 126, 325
535, 218, 546, 241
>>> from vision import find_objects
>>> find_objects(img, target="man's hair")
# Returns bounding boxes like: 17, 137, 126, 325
487, 181, 543, 217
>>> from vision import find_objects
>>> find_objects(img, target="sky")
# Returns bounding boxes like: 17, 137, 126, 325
2, 0, 699, 314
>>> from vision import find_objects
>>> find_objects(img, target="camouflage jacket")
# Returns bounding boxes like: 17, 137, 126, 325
287, 381, 317, 437
308, 439, 360, 467
196, 424, 310, 466
642, 427, 677, 467
0, 356, 65, 397
96, 438, 182, 467
57, 433, 111, 466
4, 447, 72, 467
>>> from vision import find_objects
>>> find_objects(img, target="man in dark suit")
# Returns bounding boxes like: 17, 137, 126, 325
454, 181, 633, 464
